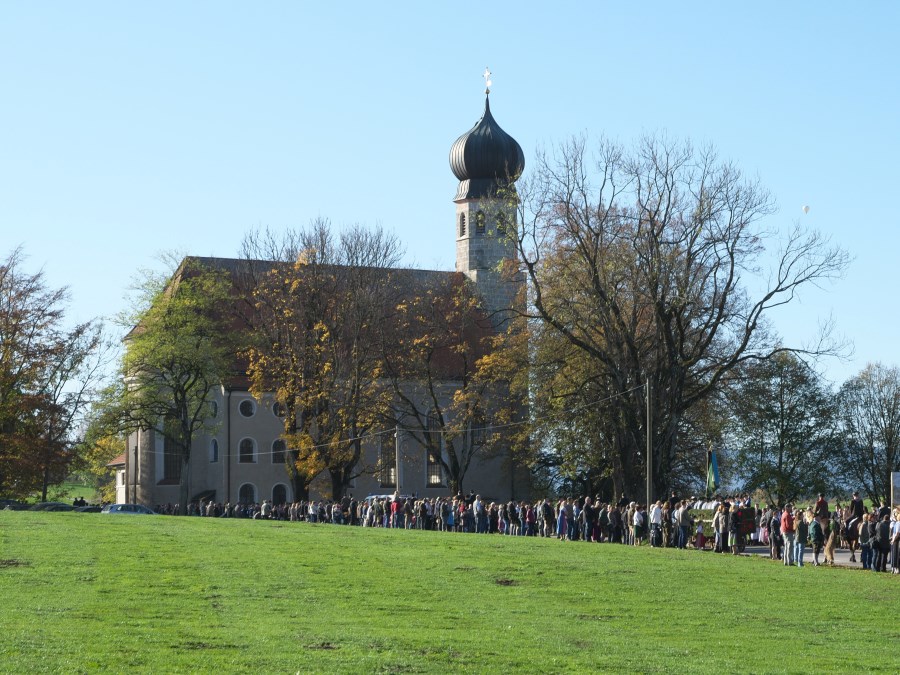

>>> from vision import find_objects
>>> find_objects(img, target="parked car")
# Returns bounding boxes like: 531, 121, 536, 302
75, 505, 102, 513
1, 499, 26, 510
101, 503, 157, 515
29, 502, 76, 511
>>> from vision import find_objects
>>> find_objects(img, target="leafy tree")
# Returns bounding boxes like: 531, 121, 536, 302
726, 352, 839, 506
0, 248, 104, 500
112, 257, 234, 513
514, 135, 849, 500
241, 222, 402, 500
837, 363, 900, 506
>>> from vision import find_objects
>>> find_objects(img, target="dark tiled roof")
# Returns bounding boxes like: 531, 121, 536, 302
450, 95, 525, 200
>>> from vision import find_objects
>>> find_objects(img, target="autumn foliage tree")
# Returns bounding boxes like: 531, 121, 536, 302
241, 222, 402, 500
380, 273, 525, 495
0, 248, 104, 500
74, 423, 125, 504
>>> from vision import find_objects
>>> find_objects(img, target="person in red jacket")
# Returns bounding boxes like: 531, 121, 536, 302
780, 505, 796, 566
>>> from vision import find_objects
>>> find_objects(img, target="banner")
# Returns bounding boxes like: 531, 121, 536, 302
706, 449, 720, 494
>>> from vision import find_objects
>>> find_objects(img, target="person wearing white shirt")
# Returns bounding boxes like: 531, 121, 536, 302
632, 506, 645, 546
649, 501, 662, 547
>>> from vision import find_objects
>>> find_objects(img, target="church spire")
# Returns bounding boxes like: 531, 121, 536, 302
449, 72, 524, 331
449, 70, 524, 202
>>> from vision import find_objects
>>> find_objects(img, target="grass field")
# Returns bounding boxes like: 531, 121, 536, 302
1, 512, 898, 674
42, 481, 98, 504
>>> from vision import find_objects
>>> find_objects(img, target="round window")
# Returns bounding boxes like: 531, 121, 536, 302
239, 399, 255, 417
273, 401, 286, 418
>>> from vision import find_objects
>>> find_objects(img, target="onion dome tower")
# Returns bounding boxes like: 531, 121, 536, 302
449, 96, 525, 201
450, 70, 524, 330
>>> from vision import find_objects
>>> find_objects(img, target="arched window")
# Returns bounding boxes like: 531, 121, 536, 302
459, 213, 466, 237
379, 433, 396, 488
238, 438, 256, 463
210, 400, 218, 418
271, 439, 286, 464
238, 483, 256, 504
426, 411, 444, 487
496, 211, 507, 235
272, 484, 288, 505
427, 450, 444, 487
239, 398, 256, 417
210, 438, 219, 463
475, 211, 486, 235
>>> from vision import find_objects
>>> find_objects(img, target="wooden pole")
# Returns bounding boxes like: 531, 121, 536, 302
646, 379, 652, 509
395, 424, 401, 492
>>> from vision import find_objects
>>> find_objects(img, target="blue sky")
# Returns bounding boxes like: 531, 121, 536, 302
1, 2, 897, 386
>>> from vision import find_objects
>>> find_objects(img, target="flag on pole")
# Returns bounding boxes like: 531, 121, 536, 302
706, 448, 720, 494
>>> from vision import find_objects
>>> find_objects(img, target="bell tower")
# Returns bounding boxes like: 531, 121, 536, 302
449, 70, 525, 330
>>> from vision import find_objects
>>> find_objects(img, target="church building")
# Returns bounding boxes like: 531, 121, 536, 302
116, 86, 529, 507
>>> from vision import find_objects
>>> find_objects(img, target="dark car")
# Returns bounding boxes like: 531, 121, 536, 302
29, 502, 76, 512
75, 505, 102, 513
0, 499, 26, 510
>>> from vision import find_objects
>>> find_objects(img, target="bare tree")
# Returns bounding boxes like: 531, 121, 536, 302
515, 135, 849, 499
378, 273, 503, 495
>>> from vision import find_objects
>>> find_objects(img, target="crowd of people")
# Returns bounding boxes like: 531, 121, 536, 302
155, 490, 900, 574
717, 492, 899, 571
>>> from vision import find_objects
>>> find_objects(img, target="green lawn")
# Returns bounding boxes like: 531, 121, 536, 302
42, 481, 98, 504
0, 512, 897, 674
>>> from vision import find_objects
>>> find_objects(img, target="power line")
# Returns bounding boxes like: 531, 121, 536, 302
143, 383, 645, 458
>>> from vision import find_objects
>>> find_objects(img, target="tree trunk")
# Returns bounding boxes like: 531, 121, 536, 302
291, 476, 310, 502
329, 469, 345, 502
178, 453, 190, 515
41, 460, 50, 503
450, 476, 462, 497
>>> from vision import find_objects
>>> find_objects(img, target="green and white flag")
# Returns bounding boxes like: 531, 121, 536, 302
706, 449, 720, 494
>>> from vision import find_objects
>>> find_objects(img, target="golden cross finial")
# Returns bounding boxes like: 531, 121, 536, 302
483, 67, 492, 95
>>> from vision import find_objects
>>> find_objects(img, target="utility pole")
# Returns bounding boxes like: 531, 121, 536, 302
646, 379, 652, 509
395, 424, 401, 493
